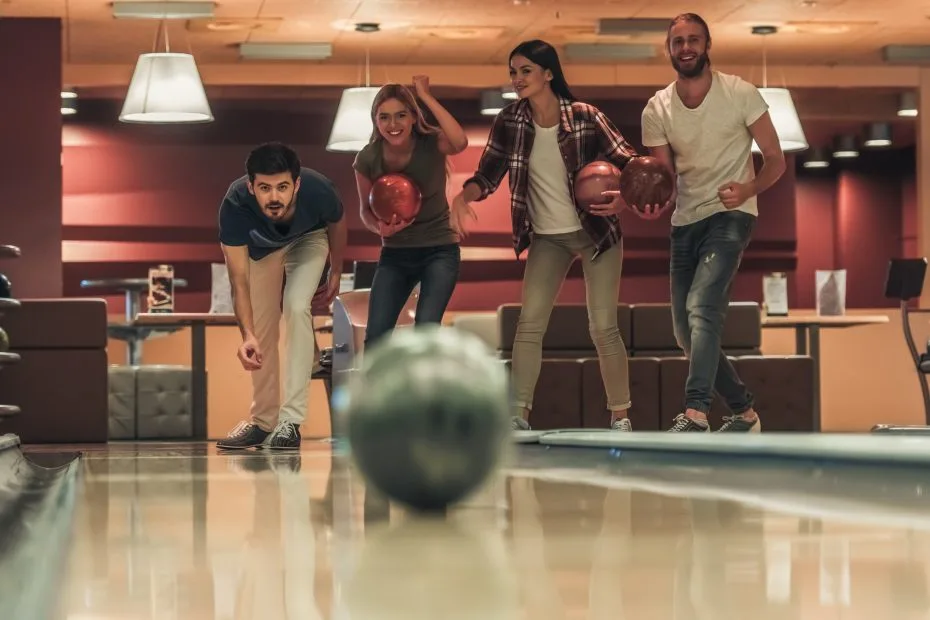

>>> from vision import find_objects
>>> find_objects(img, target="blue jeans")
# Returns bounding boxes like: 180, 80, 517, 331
670, 211, 756, 415
364, 244, 461, 348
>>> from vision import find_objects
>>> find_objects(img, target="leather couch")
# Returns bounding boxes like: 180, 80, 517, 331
0, 298, 109, 443
495, 302, 815, 431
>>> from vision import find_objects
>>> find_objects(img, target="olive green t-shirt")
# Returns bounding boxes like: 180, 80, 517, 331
353, 133, 459, 248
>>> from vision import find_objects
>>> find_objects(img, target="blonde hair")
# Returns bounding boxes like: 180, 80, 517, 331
369, 83, 454, 187
369, 84, 440, 142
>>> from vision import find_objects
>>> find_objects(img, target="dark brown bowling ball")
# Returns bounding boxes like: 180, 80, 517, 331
619, 156, 674, 212
573, 161, 621, 211
370, 173, 422, 223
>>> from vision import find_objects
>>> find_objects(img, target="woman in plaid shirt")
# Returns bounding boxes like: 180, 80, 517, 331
451, 39, 646, 433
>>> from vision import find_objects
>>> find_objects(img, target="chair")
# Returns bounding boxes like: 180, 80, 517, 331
872, 257, 930, 434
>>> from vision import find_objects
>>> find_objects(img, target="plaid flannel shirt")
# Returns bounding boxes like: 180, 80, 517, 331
464, 96, 639, 260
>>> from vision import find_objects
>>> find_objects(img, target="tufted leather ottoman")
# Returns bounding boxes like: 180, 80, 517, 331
107, 365, 137, 440
734, 356, 815, 431
580, 357, 662, 430
503, 358, 583, 429
135, 365, 195, 439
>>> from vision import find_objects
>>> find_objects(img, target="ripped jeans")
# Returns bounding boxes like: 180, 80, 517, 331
670, 210, 756, 415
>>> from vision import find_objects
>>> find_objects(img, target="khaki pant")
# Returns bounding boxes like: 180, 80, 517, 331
511, 230, 631, 414
248, 229, 329, 431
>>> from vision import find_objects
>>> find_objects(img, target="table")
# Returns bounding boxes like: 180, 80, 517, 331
133, 312, 333, 440
81, 278, 189, 364
761, 313, 890, 431
134, 313, 237, 440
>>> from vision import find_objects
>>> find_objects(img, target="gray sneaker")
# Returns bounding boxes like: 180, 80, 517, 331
717, 415, 761, 433
511, 416, 531, 431
267, 420, 301, 450
611, 418, 632, 432
667, 413, 710, 433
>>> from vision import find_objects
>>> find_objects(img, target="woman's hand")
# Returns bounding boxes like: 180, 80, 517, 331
586, 192, 624, 217
450, 191, 478, 239
378, 213, 412, 238
413, 75, 432, 101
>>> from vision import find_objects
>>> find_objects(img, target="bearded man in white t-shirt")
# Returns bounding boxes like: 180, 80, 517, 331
627, 13, 786, 433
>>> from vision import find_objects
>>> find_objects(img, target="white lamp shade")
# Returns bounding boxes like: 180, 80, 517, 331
326, 87, 380, 153
751, 87, 808, 154
119, 52, 213, 124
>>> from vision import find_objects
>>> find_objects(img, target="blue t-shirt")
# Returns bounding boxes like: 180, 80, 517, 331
218, 167, 344, 261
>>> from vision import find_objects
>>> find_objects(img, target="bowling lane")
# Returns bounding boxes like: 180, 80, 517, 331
50, 439, 930, 619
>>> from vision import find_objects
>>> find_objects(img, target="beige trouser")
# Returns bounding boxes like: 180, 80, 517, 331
512, 230, 631, 415
248, 229, 329, 431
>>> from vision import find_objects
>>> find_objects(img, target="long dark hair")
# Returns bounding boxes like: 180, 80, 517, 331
508, 40, 576, 102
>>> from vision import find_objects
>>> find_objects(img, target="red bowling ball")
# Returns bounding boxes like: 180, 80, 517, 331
370, 173, 422, 223
573, 161, 621, 211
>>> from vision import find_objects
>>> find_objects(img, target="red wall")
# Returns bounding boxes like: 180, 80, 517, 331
61, 97, 799, 313
794, 146, 916, 309
0, 19, 63, 298
795, 177, 837, 309
836, 172, 903, 307
61, 96, 915, 313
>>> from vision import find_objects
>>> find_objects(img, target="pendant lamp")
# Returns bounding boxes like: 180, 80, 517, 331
119, 22, 213, 124
326, 24, 380, 152
750, 26, 808, 154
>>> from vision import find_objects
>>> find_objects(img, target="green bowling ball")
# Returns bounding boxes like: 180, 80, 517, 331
0, 327, 7, 352
340, 326, 510, 513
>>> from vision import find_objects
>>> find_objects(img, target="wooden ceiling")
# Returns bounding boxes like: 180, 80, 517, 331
5, 0, 930, 91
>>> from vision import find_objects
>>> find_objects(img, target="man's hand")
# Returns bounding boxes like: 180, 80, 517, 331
600, 190, 672, 221
237, 335, 263, 371
718, 182, 753, 209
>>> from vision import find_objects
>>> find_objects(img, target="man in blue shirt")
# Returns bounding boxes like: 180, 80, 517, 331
216, 142, 346, 450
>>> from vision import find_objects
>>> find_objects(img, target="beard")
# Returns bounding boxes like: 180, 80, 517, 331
263, 197, 294, 220
671, 52, 709, 79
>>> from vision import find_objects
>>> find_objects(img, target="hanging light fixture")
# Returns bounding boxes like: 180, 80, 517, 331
119, 21, 213, 124
802, 146, 830, 169
832, 134, 859, 158
480, 90, 507, 116
326, 23, 381, 153
61, 88, 78, 116
863, 122, 892, 148
898, 92, 918, 117
750, 26, 808, 154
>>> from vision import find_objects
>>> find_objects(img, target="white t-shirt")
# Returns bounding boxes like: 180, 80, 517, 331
641, 71, 769, 227
527, 122, 582, 234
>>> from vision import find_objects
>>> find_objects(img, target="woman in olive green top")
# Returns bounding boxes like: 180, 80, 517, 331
353, 76, 469, 348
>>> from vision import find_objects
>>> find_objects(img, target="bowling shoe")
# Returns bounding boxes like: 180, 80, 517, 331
716, 414, 761, 433
611, 418, 632, 432
267, 420, 301, 450
216, 421, 270, 449
511, 416, 531, 431
666, 413, 710, 432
